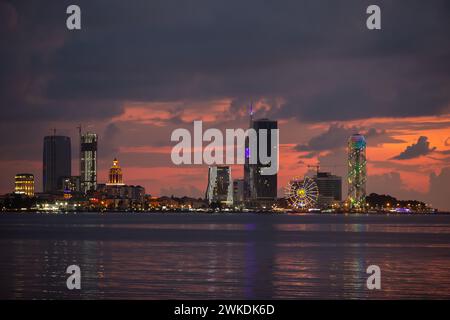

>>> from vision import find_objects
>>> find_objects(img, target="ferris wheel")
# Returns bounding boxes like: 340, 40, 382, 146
285, 176, 319, 209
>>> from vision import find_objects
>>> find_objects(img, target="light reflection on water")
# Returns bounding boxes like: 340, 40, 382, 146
0, 213, 450, 299
8, 223, 450, 233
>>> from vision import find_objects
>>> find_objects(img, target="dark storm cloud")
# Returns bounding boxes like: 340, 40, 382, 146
100, 123, 121, 157
391, 136, 437, 160
275, 78, 450, 122
371, 160, 428, 173
115, 152, 173, 168
375, 121, 450, 132
0, 0, 123, 123
295, 124, 404, 155
440, 151, 450, 156
2, 0, 450, 125
296, 124, 356, 152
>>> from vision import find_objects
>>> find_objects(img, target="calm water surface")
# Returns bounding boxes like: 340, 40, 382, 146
1, 212, 450, 299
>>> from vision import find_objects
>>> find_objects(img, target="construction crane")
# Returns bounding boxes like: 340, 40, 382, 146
306, 163, 345, 175
307, 164, 320, 174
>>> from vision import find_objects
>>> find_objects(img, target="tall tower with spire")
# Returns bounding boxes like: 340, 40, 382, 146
244, 102, 253, 201
242, 102, 278, 206
249, 101, 254, 127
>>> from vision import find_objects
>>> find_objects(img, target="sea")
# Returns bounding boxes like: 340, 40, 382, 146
0, 212, 449, 299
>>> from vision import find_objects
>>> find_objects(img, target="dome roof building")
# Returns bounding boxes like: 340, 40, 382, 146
107, 158, 125, 186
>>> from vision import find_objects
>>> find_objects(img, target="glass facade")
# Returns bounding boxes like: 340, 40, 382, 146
314, 172, 342, 208
43, 136, 71, 193
244, 118, 278, 205
206, 166, 233, 206
80, 132, 97, 194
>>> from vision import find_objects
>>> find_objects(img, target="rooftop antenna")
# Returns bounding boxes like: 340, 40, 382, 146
53, 128, 56, 136
248, 101, 254, 127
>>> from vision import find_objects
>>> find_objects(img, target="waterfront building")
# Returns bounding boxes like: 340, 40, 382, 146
206, 166, 233, 206
244, 117, 278, 207
313, 172, 342, 209
43, 135, 71, 193
80, 132, 97, 194
107, 158, 125, 186
14, 173, 34, 197
96, 184, 145, 200
93, 158, 145, 210
347, 134, 367, 209
233, 179, 245, 205
62, 176, 81, 198
96, 183, 146, 210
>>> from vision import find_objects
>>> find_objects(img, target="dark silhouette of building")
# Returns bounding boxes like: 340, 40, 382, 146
314, 171, 342, 208
96, 184, 146, 210
43, 135, 71, 193
233, 178, 245, 205
62, 176, 81, 193
244, 118, 278, 206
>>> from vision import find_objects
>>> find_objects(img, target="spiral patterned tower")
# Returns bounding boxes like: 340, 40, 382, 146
347, 134, 367, 210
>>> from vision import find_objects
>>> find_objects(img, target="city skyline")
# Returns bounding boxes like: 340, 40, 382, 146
2, 121, 446, 211
0, 1, 449, 210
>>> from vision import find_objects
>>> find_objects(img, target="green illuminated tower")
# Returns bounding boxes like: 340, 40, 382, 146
347, 134, 367, 210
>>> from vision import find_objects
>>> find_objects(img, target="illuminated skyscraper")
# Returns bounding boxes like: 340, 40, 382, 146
80, 132, 97, 193
15, 173, 34, 197
43, 135, 71, 193
206, 166, 233, 206
347, 134, 367, 209
107, 158, 124, 186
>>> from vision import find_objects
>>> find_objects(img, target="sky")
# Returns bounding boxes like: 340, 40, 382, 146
0, 0, 449, 210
